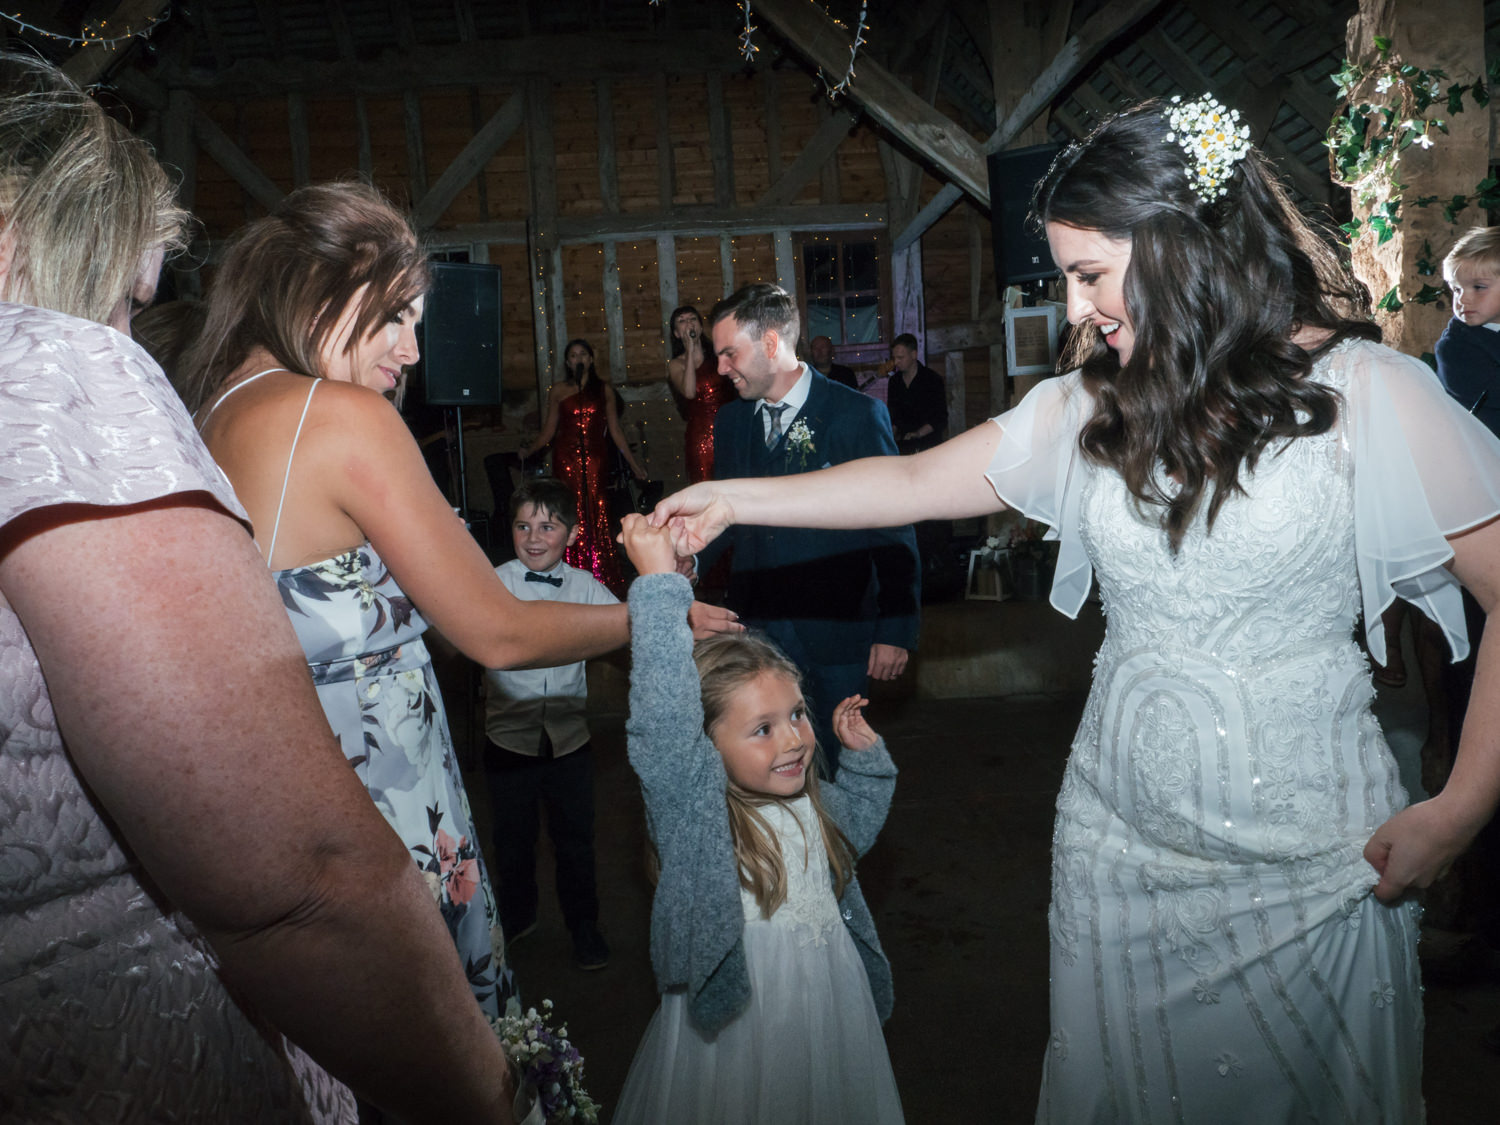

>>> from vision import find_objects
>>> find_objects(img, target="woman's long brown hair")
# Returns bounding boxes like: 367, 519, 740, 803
1032, 99, 1379, 550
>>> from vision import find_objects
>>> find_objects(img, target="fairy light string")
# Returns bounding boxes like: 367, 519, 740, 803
820, 0, 867, 100
1, 9, 169, 48
738, 1, 759, 61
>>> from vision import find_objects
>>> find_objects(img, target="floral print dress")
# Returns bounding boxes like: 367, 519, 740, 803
276, 543, 513, 1016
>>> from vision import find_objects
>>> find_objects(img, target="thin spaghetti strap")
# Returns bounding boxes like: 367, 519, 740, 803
195, 367, 288, 428
265, 379, 319, 570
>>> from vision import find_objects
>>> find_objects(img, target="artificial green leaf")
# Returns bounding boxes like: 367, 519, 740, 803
1412, 284, 1448, 305
1375, 285, 1403, 312
1374, 35, 1391, 52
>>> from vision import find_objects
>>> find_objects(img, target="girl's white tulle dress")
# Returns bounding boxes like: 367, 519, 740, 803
612, 796, 904, 1124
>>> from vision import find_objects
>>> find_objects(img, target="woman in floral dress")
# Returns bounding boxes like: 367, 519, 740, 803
184, 183, 734, 1018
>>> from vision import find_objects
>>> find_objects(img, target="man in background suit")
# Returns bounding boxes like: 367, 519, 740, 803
697, 284, 920, 775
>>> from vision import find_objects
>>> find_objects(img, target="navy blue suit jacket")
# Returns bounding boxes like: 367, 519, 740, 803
699, 367, 920, 664
1435, 316, 1500, 439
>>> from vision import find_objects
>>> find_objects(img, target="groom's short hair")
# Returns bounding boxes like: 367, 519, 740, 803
709, 283, 800, 351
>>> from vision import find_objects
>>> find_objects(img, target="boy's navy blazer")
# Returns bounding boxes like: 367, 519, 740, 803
700, 367, 920, 664
1435, 316, 1500, 439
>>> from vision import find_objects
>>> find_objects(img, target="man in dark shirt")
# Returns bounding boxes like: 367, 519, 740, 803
808, 334, 858, 390
885, 332, 947, 455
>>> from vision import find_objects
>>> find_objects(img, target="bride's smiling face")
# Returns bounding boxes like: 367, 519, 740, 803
1047, 221, 1134, 364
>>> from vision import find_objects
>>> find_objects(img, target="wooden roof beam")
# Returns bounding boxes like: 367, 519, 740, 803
154, 33, 743, 96
1133, 27, 1330, 204
62, 0, 171, 86
758, 107, 859, 207
192, 110, 285, 213
411, 90, 523, 230
895, 0, 1169, 250
753, 0, 990, 206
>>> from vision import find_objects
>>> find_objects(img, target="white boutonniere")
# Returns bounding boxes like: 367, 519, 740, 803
784, 419, 816, 468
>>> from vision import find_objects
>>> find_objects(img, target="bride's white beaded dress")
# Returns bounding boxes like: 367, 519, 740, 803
988, 337, 1500, 1123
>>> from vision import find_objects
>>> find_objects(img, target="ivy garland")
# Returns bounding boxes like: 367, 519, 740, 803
1325, 35, 1500, 311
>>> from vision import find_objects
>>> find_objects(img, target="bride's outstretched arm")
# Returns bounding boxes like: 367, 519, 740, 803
651, 420, 1010, 554
1366, 514, 1500, 902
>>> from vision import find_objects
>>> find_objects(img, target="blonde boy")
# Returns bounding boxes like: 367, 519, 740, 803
1437, 227, 1500, 436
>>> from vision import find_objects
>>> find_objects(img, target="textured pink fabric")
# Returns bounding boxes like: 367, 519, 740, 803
0, 302, 355, 1122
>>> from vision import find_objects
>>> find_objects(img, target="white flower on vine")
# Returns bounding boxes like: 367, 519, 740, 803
1429, 79, 1443, 98
1375, 76, 1394, 94
1416, 132, 1435, 149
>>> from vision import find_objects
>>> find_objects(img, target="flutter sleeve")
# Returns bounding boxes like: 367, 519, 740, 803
0, 304, 247, 534
982, 371, 1096, 618
1341, 340, 1500, 663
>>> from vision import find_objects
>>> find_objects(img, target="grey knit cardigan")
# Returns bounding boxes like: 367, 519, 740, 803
626, 573, 897, 1034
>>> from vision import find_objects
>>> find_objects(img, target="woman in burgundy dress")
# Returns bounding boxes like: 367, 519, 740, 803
523, 338, 645, 595
667, 305, 736, 483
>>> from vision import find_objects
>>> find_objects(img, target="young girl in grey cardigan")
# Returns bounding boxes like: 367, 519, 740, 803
612, 516, 905, 1124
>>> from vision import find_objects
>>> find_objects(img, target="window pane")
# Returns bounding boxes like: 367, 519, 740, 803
808, 297, 842, 343
842, 241, 878, 290
804, 245, 838, 295
844, 294, 879, 344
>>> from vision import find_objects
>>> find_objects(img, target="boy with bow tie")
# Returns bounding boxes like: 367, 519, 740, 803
482, 477, 617, 970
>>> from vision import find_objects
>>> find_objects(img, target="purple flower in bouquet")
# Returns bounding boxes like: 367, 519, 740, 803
492, 999, 599, 1124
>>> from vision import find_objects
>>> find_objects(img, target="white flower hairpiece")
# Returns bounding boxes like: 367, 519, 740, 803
1162, 94, 1252, 203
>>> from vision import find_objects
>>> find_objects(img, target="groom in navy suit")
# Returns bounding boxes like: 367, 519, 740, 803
697, 283, 919, 775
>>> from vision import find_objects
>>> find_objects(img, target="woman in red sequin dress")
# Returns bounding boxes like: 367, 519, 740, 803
667, 305, 736, 483
523, 339, 645, 596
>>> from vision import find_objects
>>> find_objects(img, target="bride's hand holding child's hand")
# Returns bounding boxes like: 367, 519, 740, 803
622, 514, 743, 637
649, 486, 736, 557
832, 695, 878, 752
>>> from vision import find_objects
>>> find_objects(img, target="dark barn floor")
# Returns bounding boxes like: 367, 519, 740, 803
440, 614, 1500, 1124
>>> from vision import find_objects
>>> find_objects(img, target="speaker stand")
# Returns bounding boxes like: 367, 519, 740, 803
449, 404, 471, 521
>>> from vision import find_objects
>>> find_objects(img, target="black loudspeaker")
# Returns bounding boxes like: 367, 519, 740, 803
422, 262, 502, 405
987, 143, 1063, 285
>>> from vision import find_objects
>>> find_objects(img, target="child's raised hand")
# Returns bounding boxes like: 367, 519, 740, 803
832, 695, 878, 751
619, 513, 677, 575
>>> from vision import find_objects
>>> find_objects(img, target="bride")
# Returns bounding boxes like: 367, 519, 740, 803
652, 96, 1500, 1122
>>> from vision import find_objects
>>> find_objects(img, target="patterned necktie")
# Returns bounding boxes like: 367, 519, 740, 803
764, 402, 789, 448
524, 571, 563, 587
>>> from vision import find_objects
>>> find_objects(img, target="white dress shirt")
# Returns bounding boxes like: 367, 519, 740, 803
758, 363, 814, 442
483, 558, 618, 756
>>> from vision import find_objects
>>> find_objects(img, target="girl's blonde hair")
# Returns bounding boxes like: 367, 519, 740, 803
693, 631, 855, 917
0, 52, 187, 325
180, 180, 429, 412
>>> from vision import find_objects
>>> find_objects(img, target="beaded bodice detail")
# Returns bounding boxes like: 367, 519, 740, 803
1058, 358, 1395, 911
740, 796, 844, 947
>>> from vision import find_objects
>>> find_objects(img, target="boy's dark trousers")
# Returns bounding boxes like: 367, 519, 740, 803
482, 736, 599, 938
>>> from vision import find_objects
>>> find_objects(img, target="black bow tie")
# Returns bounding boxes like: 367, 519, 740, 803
524, 571, 563, 587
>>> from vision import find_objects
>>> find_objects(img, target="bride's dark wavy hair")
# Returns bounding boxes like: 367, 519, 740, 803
1031, 99, 1379, 549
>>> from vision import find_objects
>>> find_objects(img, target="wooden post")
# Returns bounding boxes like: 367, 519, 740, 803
773, 230, 797, 298
1344, 0, 1488, 357
603, 240, 626, 383
892, 241, 924, 356
287, 92, 311, 189
944, 352, 966, 434
707, 71, 734, 208
597, 78, 620, 214
657, 234, 679, 361
355, 96, 373, 182
656, 74, 676, 209
719, 233, 735, 299
404, 90, 428, 202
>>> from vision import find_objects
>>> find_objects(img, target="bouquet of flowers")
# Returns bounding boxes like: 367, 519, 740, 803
491, 998, 599, 1124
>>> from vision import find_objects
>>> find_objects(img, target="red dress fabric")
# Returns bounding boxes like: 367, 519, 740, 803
683, 355, 736, 483
553, 387, 626, 596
